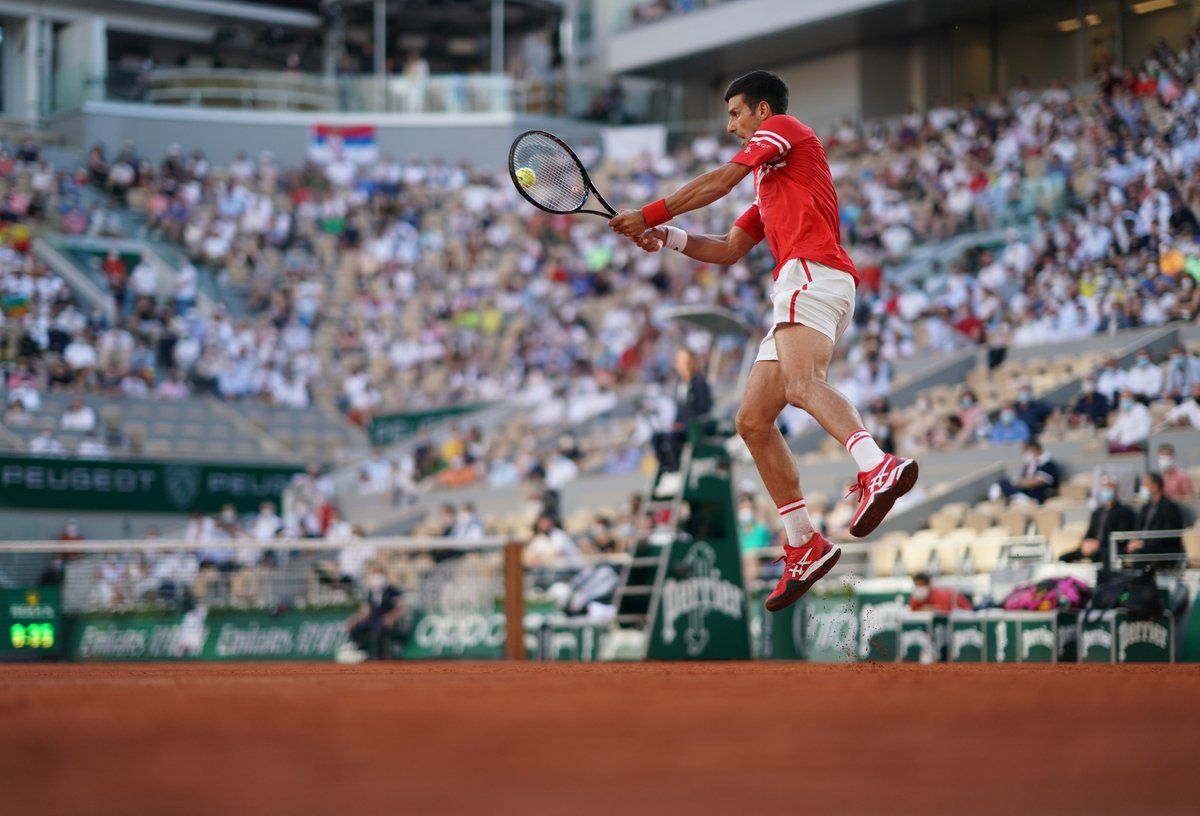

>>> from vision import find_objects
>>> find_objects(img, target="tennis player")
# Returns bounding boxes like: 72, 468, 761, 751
609, 70, 918, 612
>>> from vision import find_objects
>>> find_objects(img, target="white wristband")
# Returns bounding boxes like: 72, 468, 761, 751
663, 226, 688, 252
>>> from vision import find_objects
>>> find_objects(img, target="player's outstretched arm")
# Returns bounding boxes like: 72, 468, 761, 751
609, 163, 751, 237
633, 225, 758, 265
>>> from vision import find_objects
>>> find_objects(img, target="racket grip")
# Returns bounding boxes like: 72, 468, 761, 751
641, 199, 672, 228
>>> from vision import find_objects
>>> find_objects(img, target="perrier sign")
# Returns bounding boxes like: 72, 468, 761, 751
647, 538, 751, 659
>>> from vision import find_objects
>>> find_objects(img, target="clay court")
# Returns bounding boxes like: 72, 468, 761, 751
2, 663, 1198, 815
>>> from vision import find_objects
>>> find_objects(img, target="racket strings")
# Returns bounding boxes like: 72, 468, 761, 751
511, 133, 589, 213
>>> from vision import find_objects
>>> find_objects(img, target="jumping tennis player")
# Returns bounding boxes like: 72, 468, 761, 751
609, 70, 918, 612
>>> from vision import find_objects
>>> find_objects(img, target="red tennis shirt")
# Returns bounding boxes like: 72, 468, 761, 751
729, 114, 857, 283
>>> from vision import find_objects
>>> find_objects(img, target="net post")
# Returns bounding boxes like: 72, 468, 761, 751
503, 540, 527, 660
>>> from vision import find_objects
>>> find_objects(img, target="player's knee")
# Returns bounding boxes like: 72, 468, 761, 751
784, 379, 816, 411
735, 408, 772, 442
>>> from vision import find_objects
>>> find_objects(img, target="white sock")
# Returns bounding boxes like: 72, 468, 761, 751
845, 429, 886, 472
778, 498, 815, 549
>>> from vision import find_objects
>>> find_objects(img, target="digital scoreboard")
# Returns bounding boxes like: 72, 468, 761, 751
0, 587, 61, 660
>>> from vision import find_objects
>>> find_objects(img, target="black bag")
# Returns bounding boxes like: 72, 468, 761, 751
1084, 569, 1163, 622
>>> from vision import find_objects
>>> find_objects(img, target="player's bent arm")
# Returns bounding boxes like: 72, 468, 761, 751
663, 163, 752, 219
676, 226, 758, 265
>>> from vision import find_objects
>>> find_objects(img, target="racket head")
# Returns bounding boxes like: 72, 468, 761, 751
508, 130, 613, 216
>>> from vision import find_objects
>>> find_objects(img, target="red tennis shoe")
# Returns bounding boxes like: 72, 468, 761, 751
847, 454, 920, 538
764, 532, 841, 613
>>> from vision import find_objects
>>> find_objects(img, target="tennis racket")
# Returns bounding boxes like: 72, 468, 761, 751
508, 130, 617, 218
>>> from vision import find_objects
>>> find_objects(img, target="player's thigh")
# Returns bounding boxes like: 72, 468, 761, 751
736, 360, 787, 432
773, 323, 834, 385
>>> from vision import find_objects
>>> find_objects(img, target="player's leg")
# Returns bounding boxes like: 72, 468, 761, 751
736, 347, 841, 612
771, 263, 918, 537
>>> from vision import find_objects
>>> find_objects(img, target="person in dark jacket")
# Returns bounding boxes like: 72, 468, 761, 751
1012, 382, 1054, 435
1069, 376, 1111, 429
1060, 477, 1136, 570
652, 349, 712, 472
1126, 472, 1185, 567
989, 439, 1061, 504
344, 564, 405, 659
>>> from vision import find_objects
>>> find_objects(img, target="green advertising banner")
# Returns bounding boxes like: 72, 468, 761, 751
949, 613, 988, 662
1079, 613, 1117, 663
802, 594, 858, 662
0, 454, 303, 514
67, 608, 352, 661
369, 403, 491, 446
0, 587, 61, 661
646, 537, 751, 660
533, 619, 607, 662
66, 607, 512, 661
898, 611, 947, 663
857, 590, 908, 661
1115, 613, 1173, 662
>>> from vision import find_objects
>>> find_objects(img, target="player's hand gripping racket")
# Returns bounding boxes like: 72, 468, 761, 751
508, 130, 617, 218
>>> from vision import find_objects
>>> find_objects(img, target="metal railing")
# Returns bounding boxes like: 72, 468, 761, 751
1109, 529, 1190, 569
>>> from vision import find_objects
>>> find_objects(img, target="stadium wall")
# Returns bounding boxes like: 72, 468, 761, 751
51, 102, 613, 169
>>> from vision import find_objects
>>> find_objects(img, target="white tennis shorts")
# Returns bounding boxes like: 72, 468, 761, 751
755, 258, 856, 362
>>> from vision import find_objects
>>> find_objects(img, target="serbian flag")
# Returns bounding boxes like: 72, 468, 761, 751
309, 124, 378, 165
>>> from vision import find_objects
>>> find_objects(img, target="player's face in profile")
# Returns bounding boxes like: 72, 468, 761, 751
726, 95, 766, 142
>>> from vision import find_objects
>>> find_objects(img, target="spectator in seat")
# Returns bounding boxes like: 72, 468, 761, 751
1164, 384, 1200, 429
989, 404, 1031, 446
989, 439, 1060, 505
344, 564, 405, 660
957, 389, 989, 441
1012, 382, 1053, 435
1126, 472, 1185, 565
652, 349, 712, 473
524, 513, 584, 588
909, 573, 972, 611
1126, 350, 1163, 404
1155, 444, 1195, 500
1163, 345, 1200, 401
60, 396, 96, 432
1096, 357, 1127, 405
1106, 389, 1151, 453
1060, 477, 1135, 570
1070, 375, 1111, 428
29, 424, 65, 456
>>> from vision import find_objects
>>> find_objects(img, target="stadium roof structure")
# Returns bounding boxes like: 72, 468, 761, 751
609, 0, 1038, 78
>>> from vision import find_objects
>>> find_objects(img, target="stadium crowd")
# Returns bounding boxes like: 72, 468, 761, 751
1, 35, 1199, 490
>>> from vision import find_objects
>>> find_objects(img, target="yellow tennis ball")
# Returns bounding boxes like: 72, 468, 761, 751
516, 167, 536, 188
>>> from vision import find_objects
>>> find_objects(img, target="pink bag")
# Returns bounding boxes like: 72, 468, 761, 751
1002, 577, 1091, 611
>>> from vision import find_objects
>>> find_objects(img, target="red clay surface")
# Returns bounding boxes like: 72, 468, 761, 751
2, 662, 1199, 815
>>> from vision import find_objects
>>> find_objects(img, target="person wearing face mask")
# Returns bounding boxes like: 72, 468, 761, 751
989, 439, 1060, 505
1125, 351, 1163, 404
908, 573, 972, 612
1126, 472, 1184, 565
988, 403, 1031, 446
1095, 357, 1127, 405
1162, 345, 1200, 401
1154, 443, 1194, 500
1060, 478, 1135, 570
344, 564, 406, 660
736, 495, 772, 553
1106, 389, 1151, 454
1070, 375, 1111, 428
1164, 383, 1200, 430
1012, 381, 1053, 435
956, 390, 989, 442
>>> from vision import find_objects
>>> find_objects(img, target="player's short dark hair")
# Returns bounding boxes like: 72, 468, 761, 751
724, 71, 788, 116
913, 572, 931, 585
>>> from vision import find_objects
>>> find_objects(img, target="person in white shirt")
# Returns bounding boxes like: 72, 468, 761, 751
1165, 385, 1200, 429
1107, 390, 1151, 453
63, 333, 98, 371
1125, 351, 1163, 403
524, 513, 584, 587
29, 425, 65, 456
452, 502, 486, 541
1095, 357, 1128, 404
60, 397, 96, 432
76, 433, 110, 459
249, 502, 282, 541
129, 260, 159, 300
